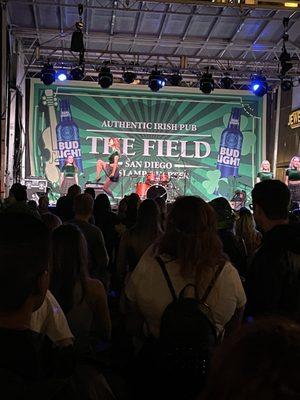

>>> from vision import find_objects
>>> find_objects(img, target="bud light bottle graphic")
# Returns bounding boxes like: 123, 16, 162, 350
56, 99, 83, 171
216, 107, 243, 178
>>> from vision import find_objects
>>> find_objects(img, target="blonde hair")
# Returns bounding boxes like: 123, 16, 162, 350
260, 160, 270, 172
289, 156, 300, 169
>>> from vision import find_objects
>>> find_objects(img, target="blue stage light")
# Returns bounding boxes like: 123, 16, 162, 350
57, 69, 68, 82
250, 75, 268, 97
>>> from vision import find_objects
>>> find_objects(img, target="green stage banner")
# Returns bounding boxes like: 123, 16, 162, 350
29, 81, 264, 203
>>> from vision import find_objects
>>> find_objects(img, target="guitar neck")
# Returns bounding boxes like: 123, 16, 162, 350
48, 106, 58, 151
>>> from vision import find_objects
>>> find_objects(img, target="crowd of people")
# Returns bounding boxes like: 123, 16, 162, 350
0, 179, 299, 399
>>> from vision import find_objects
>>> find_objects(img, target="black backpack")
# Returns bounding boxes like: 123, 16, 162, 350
156, 256, 224, 374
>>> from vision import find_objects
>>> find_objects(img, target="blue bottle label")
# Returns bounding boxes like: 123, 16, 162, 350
216, 107, 243, 178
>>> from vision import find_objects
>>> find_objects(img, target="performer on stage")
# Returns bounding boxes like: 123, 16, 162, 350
285, 155, 300, 207
256, 160, 273, 183
96, 137, 120, 198
60, 155, 78, 195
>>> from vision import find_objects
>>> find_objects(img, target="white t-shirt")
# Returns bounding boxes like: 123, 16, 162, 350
31, 290, 74, 343
125, 249, 246, 338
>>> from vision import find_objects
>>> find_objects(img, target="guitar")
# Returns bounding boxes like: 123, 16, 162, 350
41, 89, 60, 183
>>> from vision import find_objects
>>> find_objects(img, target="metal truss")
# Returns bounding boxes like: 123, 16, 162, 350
5, 0, 300, 85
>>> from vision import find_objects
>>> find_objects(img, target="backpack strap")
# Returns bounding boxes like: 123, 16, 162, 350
156, 256, 177, 301
200, 263, 225, 304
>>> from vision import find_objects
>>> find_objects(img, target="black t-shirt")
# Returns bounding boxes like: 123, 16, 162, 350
0, 328, 74, 380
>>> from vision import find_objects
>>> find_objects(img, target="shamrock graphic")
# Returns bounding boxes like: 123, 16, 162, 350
203, 170, 221, 194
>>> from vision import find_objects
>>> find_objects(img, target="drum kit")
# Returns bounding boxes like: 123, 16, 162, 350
135, 171, 181, 202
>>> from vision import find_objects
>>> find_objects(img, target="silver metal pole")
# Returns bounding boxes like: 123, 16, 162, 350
272, 86, 281, 179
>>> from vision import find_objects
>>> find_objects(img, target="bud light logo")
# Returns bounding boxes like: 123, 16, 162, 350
217, 147, 241, 167
58, 140, 82, 159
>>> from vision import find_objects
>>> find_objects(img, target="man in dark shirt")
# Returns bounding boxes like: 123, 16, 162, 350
0, 214, 77, 399
246, 180, 300, 320
71, 194, 109, 286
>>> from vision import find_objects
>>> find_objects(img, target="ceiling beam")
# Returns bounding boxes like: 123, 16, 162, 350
6, 0, 300, 20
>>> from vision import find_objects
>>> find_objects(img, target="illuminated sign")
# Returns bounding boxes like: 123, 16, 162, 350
288, 109, 300, 129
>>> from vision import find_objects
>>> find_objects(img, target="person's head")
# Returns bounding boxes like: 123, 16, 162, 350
0, 214, 50, 317
9, 183, 23, 198
73, 193, 94, 219
94, 193, 111, 218
109, 137, 120, 150
235, 207, 257, 247
118, 197, 128, 217
12, 184, 27, 202
38, 195, 49, 212
289, 156, 300, 169
27, 200, 38, 210
158, 196, 226, 279
84, 187, 96, 200
135, 199, 161, 234
67, 184, 81, 198
50, 224, 88, 314
200, 318, 300, 400
260, 160, 271, 172
126, 193, 140, 221
66, 155, 74, 165
41, 212, 62, 231
209, 197, 236, 230
251, 180, 290, 231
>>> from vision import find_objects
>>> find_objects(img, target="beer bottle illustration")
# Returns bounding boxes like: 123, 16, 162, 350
56, 99, 83, 171
216, 107, 243, 178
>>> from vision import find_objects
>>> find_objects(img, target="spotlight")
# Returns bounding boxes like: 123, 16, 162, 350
98, 66, 113, 89
199, 71, 214, 94
57, 69, 68, 82
168, 73, 182, 86
250, 75, 268, 97
123, 71, 136, 84
148, 69, 166, 92
40, 63, 56, 85
220, 75, 233, 89
281, 79, 293, 91
70, 66, 84, 81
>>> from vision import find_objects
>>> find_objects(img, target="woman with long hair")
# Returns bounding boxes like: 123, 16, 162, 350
50, 224, 111, 346
96, 137, 120, 198
117, 199, 162, 285
256, 160, 273, 183
235, 207, 261, 261
60, 155, 78, 195
125, 196, 246, 400
285, 155, 300, 207
125, 196, 246, 339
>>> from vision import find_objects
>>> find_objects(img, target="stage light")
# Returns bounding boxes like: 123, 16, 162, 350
98, 66, 113, 89
168, 73, 182, 86
70, 66, 84, 80
250, 75, 268, 97
281, 79, 293, 91
123, 71, 136, 84
148, 69, 166, 92
57, 69, 68, 82
220, 75, 233, 89
40, 63, 56, 85
199, 71, 214, 94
